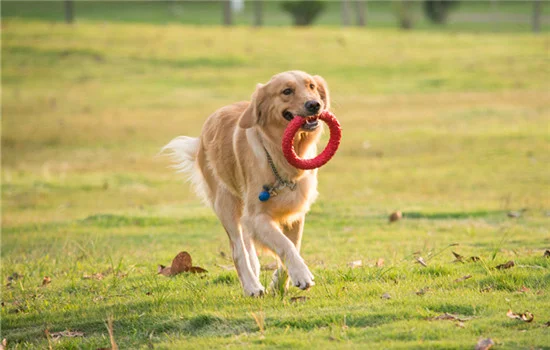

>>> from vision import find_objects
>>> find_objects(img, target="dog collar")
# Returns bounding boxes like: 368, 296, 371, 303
258, 144, 296, 202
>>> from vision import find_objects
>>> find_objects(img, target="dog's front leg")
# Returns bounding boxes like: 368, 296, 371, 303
271, 216, 305, 293
247, 214, 314, 290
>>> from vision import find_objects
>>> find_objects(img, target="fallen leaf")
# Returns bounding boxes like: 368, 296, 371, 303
506, 309, 534, 322
375, 258, 385, 267
7, 272, 22, 281
348, 260, 362, 268
544, 250, 550, 258
475, 338, 494, 350
496, 260, 515, 270
454, 274, 472, 283
480, 286, 492, 293
290, 296, 308, 303
389, 211, 402, 222
452, 251, 465, 262
456, 321, 465, 328
381, 292, 391, 300
157, 264, 171, 277
158, 251, 207, 276
171, 251, 193, 274
517, 285, 530, 293
49, 330, 85, 341
188, 266, 208, 273
416, 257, 428, 267
507, 211, 521, 218
469, 256, 481, 262
42, 276, 51, 286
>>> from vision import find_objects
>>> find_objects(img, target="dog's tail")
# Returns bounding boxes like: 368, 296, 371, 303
161, 136, 211, 207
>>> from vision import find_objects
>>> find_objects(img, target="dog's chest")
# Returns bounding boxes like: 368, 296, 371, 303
265, 174, 319, 220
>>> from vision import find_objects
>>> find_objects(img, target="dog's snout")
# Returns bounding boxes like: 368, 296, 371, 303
305, 100, 321, 114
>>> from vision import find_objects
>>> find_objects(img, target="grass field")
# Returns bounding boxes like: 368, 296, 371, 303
2, 18, 550, 349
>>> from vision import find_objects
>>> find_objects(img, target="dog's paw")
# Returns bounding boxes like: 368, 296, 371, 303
243, 283, 266, 297
288, 265, 315, 290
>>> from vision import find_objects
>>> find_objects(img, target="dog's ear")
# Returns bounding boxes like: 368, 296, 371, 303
313, 75, 330, 110
239, 83, 265, 129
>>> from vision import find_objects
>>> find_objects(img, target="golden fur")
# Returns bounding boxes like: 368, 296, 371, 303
163, 71, 330, 296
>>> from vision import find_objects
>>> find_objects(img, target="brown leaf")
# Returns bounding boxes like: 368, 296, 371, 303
389, 211, 402, 222
469, 256, 481, 262
452, 251, 465, 262
480, 286, 493, 293
506, 309, 534, 322
517, 285, 530, 293
158, 251, 207, 276
496, 260, 515, 270
454, 274, 472, 283
42, 276, 51, 286
348, 260, 362, 268
475, 338, 494, 350
7, 272, 22, 281
507, 211, 521, 218
415, 257, 428, 267
289, 296, 308, 303
381, 292, 391, 300
171, 251, 193, 274
455, 321, 465, 328
375, 258, 385, 267
188, 266, 208, 274
544, 250, 550, 258
157, 265, 172, 277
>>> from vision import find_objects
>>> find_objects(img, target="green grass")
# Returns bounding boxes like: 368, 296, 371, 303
2, 19, 550, 349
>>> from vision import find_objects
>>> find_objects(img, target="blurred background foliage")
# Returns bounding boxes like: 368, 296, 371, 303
1, 0, 547, 32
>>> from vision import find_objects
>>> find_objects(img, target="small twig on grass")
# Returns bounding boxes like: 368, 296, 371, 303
106, 315, 118, 350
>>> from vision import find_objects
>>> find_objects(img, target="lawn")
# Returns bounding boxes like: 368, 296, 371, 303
1, 19, 550, 349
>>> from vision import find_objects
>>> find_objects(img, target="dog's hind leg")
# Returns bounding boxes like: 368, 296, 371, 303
214, 189, 265, 297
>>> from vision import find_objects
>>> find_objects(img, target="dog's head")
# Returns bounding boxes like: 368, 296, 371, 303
239, 71, 330, 136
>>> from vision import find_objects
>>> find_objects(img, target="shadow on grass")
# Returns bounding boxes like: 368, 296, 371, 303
403, 210, 506, 220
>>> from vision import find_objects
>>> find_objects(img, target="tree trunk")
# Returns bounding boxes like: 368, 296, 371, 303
223, 0, 232, 26
341, 0, 351, 27
254, 0, 263, 27
355, 0, 366, 26
397, 0, 413, 30
532, 0, 542, 33
64, 0, 74, 24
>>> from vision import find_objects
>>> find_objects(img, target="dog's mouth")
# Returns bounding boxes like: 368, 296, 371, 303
283, 111, 320, 132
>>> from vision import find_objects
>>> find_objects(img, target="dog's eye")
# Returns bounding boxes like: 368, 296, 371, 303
309, 84, 315, 89
282, 88, 293, 95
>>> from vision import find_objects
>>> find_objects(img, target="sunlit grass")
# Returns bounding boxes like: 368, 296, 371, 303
1, 20, 549, 348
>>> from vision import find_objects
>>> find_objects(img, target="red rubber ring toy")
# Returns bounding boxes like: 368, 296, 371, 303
282, 111, 342, 170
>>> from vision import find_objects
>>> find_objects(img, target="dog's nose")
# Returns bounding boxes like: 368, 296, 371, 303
305, 100, 321, 114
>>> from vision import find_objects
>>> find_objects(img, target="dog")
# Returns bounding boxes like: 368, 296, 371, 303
163, 71, 330, 296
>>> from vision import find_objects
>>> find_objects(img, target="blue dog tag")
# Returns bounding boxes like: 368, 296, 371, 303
259, 191, 270, 202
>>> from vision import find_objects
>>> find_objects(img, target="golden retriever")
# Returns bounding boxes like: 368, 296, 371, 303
163, 71, 330, 296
